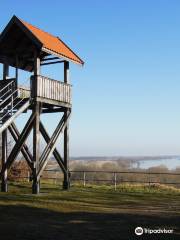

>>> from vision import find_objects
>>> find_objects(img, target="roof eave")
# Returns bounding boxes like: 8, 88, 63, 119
41, 47, 84, 66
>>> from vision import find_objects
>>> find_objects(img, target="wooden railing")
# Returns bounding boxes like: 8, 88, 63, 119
31, 75, 72, 104
18, 86, 30, 98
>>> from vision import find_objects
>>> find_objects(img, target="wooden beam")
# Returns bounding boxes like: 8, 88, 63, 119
32, 51, 41, 194
39, 121, 67, 174
15, 55, 18, 88
31, 52, 40, 99
32, 102, 41, 194
41, 57, 59, 62
35, 97, 72, 109
63, 61, 70, 189
42, 47, 82, 65
41, 60, 64, 66
64, 61, 69, 84
0, 112, 35, 176
3, 63, 9, 80
8, 123, 33, 170
41, 107, 66, 114
37, 112, 70, 180
1, 63, 9, 192
0, 100, 30, 135
34, 53, 40, 75
1, 127, 8, 192
38, 114, 65, 178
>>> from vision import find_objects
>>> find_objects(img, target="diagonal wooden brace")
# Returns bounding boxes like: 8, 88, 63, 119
8, 123, 33, 170
39, 121, 67, 174
37, 111, 71, 180
0, 112, 35, 177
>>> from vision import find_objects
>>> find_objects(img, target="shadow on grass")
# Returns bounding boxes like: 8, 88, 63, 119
0, 204, 179, 240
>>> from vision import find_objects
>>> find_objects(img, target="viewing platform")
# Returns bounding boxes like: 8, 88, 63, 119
0, 75, 72, 113
30, 75, 72, 108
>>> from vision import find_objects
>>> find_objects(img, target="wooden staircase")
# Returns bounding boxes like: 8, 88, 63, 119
0, 81, 30, 133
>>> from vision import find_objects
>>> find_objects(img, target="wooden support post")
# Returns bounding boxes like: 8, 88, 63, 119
34, 53, 41, 76
1, 129, 8, 192
0, 113, 35, 175
15, 55, 18, 89
39, 121, 67, 174
32, 53, 41, 194
37, 113, 70, 180
32, 102, 41, 194
63, 61, 70, 189
3, 63, 9, 80
8, 123, 33, 169
1, 63, 9, 192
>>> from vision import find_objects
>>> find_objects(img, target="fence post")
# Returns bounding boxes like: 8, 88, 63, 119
83, 171, 86, 187
148, 170, 150, 187
54, 172, 58, 185
114, 172, 117, 191
27, 171, 30, 182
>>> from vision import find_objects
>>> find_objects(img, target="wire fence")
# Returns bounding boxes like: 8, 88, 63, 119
69, 170, 180, 190
8, 169, 180, 190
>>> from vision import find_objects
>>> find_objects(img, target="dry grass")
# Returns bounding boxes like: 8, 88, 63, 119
0, 182, 179, 240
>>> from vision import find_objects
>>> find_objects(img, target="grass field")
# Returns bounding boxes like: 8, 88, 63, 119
0, 182, 179, 240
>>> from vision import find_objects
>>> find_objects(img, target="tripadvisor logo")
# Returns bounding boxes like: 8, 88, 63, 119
135, 226, 173, 235
135, 227, 143, 236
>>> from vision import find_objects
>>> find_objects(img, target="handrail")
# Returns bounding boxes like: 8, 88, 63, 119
0, 97, 28, 121
32, 75, 72, 87
0, 92, 19, 113
0, 80, 14, 94
0, 79, 31, 122
0, 88, 12, 100
0, 88, 18, 107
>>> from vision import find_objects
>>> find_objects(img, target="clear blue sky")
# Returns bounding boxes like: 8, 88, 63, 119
1, 0, 180, 156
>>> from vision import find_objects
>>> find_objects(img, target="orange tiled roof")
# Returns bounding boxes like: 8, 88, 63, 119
20, 18, 84, 65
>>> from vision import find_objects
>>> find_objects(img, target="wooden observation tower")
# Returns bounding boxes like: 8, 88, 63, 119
0, 16, 84, 194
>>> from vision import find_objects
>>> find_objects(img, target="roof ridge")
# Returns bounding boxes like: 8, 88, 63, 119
20, 18, 59, 41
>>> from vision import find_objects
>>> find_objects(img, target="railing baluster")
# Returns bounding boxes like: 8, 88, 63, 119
29, 75, 71, 104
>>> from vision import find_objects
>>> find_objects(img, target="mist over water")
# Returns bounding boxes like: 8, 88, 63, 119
133, 157, 180, 170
